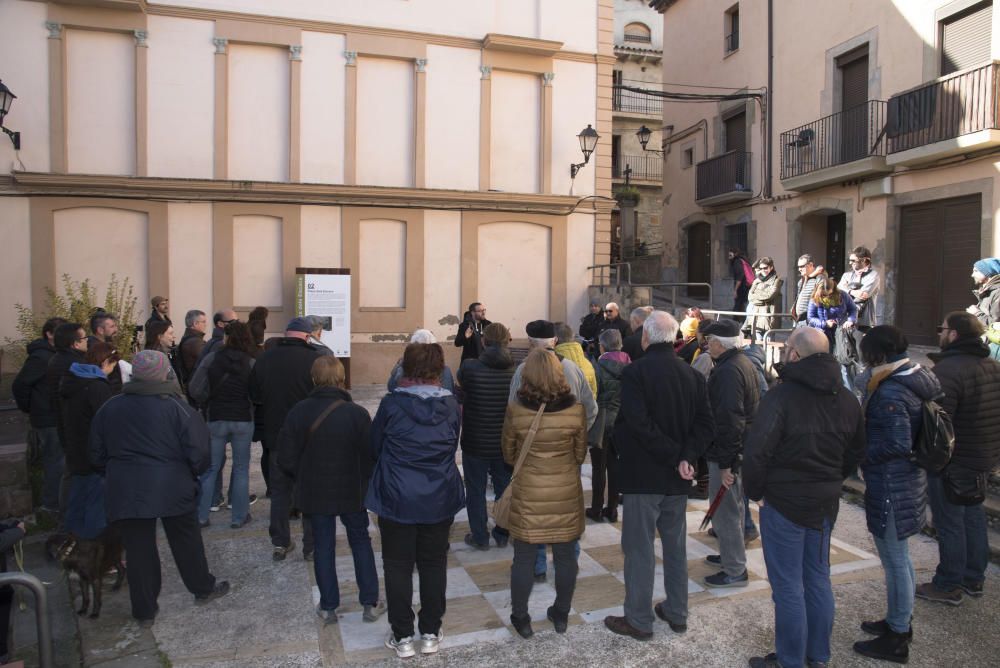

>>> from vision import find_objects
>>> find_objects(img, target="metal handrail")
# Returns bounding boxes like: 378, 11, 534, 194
587, 262, 632, 288
631, 282, 714, 309
700, 310, 797, 340
0, 572, 54, 668
761, 327, 796, 375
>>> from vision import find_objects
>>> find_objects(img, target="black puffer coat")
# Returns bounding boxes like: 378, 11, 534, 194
249, 338, 323, 445
458, 345, 515, 459
189, 348, 255, 422
46, 348, 86, 440
706, 348, 761, 471
12, 339, 57, 428
929, 337, 1000, 472
59, 364, 113, 476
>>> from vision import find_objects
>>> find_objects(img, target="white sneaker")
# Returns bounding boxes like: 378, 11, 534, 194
420, 631, 443, 654
385, 633, 416, 659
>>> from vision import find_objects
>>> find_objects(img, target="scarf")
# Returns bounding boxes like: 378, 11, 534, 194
398, 376, 441, 388
123, 377, 184, 397
599, 351, 631, 364
819, 294, 841, 308
863, 358, 910, 410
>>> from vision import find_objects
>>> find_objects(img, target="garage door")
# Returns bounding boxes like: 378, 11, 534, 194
897, 195, 982, 345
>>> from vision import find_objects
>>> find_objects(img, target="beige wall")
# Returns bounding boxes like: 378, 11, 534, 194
299, 31, 346, 184
0, 199, 33, 338
0, 1, 49, 173
299, 205, 342, 267
491, 71, 542, 193
423, 210, 463, 342
167, 202, 214, 322
233, 215, 284, 307
425, 45, 481, 191
228, 44, 290, 182
356, 57, 415, 188
478, 222, 552, 336
359, 219, 407, 308
553, 59, 598, 196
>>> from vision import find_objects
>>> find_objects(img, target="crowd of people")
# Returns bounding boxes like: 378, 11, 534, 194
2, 248, 999, 666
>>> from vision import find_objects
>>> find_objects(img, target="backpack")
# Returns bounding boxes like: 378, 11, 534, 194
911, 399, 955, 472
740, 258, 756, 287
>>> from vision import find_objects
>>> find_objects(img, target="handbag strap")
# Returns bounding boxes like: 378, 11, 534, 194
307, 399, 345, 443
510, 403, 546, 480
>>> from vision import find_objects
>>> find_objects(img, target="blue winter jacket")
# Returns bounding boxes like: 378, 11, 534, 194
861, 361, 941, 540
365, 385, 465, 524
807, 290, 858, 331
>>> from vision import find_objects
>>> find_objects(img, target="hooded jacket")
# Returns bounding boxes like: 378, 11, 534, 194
743, 353, 866, 529
365, 385, 465, 524
554, 341, 598, 397
588, 353, 629, 447
12, 338, 57, 428
188, 348, 255, 422
457, 345, 516, 459
971, 274, 1000, 327
59, 363, 113, 476
706, 348, 762, 471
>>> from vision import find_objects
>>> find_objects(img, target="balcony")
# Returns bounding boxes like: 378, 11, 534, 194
696, 151, 752, 206
612, 153, 663, 182
887, 61, 1000, 166
612, 84, 663, 117
780, 100, 892, 192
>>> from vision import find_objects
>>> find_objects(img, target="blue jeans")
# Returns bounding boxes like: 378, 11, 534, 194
535, 541, 581, 576
199, 421, 253, 524
310, 511, 380, 611
926, 473, 989, 590
871, 507, 914, 633
760, 504, 834, 668
462, 455, 511, 545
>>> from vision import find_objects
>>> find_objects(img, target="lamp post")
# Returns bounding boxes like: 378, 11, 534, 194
0, 80, 21, 150
636, 124, 662, 155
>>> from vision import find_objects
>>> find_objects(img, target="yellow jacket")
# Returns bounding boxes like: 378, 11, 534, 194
555, 342, 598, 398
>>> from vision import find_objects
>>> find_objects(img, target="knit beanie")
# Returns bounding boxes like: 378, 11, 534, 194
973, 257, 1000, 278
680, 317, 700, 339
484, 322, 511, 346
132, 350, 173, 382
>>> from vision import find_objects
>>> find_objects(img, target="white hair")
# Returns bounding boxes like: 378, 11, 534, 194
410, 329, 437, 344
630, 307, 649, 327
605, 302, 619, 312
708, 334, 742, 350
643, 310, 679, 345
529, 336, 557, 349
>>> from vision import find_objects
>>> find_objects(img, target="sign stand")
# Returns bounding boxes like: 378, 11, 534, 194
295, 268, 352, 388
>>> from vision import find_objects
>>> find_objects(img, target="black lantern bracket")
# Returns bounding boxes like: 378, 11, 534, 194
570, 124, 600, 180
636, 124, 663, 156
0, 79, 21, 151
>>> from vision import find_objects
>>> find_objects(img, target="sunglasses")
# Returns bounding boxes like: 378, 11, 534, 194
796, 264, 808, 269
604, 309, 616, 314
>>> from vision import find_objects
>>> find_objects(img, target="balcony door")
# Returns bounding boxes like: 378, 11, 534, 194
686, 222, 711, 300
838, 47, 869, 163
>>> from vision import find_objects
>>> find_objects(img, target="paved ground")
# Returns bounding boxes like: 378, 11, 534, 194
7, 383, 1000, 667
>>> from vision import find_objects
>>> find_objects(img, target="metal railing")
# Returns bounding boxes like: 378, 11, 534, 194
780, 100, 888, 179
587, 262, 632, 288
0, 572, 54, 668
612, 85, 663, 116
725, 31, 739, 53
696, 151, 752, 201
632, 282, 715, 309
887, 61, 1000, 154
613, 153, 663, 181
623, 32, 652, 44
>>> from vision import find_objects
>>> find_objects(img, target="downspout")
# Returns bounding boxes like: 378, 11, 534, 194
765, 0, 774, 198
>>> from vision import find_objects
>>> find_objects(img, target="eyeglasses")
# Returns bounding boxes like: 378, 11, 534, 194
604, 309, 615, 314
796, 264, 808, 269
76, 336, 88, 342
936, 326, 952, 333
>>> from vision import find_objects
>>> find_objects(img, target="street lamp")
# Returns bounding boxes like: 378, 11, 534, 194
570, 124, 600, 179
0, 80, 21, 150
636, 124, 662, 155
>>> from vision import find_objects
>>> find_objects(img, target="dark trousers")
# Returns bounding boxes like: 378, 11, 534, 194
462, 454, 511, 545
267, 445, 313, 553
512, 539, 578, 619
378, 516, 452, 640
260, 444, 270, 494
310, 512, 380, 611
589, 444, 619, 512
116, 511, 216, 621
35, 426, 64, 511
0, 584, 12, 658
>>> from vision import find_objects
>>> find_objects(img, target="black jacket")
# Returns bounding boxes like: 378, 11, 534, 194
455, 318, 491, 362
249, 337, 323, 445
144, 311, 172, 333
89, 391, 210, 522
189, 348, 255, 422
12, 339, 57, 428
277, 386, 373, 515
929, 337, 1000, 472
457, 345, 516, 459
600, 316, 630, 341
579, 312, 604, 343
46, 348, 86, 440
743, 353, 865, 530
59, 364, 114, 476
589, 354, 628, 448
706, 348, 762, 471
622, 331, 645, 361
613, 342, 714, 495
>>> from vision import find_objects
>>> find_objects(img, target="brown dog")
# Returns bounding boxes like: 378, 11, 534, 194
47, 529, 126, 618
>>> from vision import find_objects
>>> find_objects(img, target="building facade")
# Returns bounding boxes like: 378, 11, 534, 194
0, 0, 615, 381
652, 0, 1000, 344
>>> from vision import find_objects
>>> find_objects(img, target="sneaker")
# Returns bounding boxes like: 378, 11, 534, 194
463, 533, 489, 551
385, 633, 416, 659
604, 615, 653, 641
363, 601, 386, 622
199, 519, 210, 529
853, 629, 911, 664
703, 570, 749, 588
748, 654, 781, 668
303, 551, 314, 562
195, 580, 230, 604
915, 581, 963, 605
316, 604, 338, 626
860, 619, 912, 639
705, 554, 722, 566
272, 540, 296, 562
654, 602, 686, 633
209, 503, 222, 512
225, 494, 258, 509
960, 581, 984, 598
492, 531, 509, 548
419, 631, 443, 654
230, 514, 252, 529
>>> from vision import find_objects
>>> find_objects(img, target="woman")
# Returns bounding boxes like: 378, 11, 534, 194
808, 277, 859, 388
587, 330, 629, 524
746, 257, 784, 337
502, 348, 587, 639
59, 341, 119, 539
145, 320, 182, 381
853, 326, 940, 665
675, 316, 702, 364
728, 248, 756, 315
247, 306, 269, 356
365, 343, 464, 659
188, 321, 256, 529
967, 257, 1000, 358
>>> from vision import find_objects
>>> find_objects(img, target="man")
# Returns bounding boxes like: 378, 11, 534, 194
145, 296, 172, 332
196, 309, 238, 368
743, 327, 865, 668
622, 307, 649, 361
554, 322, 597, 398
917, 312, 1000, 604
728, 249, 755, 316
700, 319, 761, 589
43, 322, 89, 521
599, 302, 630, 340
457, 322, 516, 550
604, 311, 714, 641
454, 302, 491, 362
88, 311, 124, 394
178, 309, 208, 385
837, 246, 879, 330
792, 254, 826, 326
579, 299, 604, 355
12, 317, 67, 513
250, 317, 323, 561
307, 316, 334, 356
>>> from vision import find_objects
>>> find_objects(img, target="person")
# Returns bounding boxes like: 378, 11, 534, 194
746, 257, 783, 337
455, 302, 491, 363
728, 248, 755, 316
691, 319, 715, 379
457, 322, 516, 550
250, 317, 323, 561
917, 311, 1000, 604
87, 311, 124, 394
852, 326, 939, 664
622, 307, 649, 361
388, 330, 455, 392
144, 320, 176, 355
365, 343, 464, 659
59, 342, 119, 540
966, 257, 1000, 358
188, 321, 257, 529
502, 349, 587, 639
674, 316, 702, 364
12, 317, 67, 514
45, 322, 90, 521
701, 319, 761, 589
599, 302, 630, 339
743, 327, 865, 668
196, 309, 239, 366
306, 315, 335, 356
144, 295, 172, 332
247, 306, 269, 355
89, 350, 229, 626
0, 519, 27, 665
586, 328, 629, 524
554, 322, 597, 398
807, 277, 859, 389
838, 246, 879, 330
277, 356, 383, 625
604, 311, 714, 641
178, 309, 208, 386
793, 254, 826, 326
579, 299, 604, 356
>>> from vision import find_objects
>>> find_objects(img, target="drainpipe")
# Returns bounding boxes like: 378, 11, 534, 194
765, 0, 774, 198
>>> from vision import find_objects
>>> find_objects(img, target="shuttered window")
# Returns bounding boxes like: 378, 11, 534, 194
839, 50, 869, 111
724, 112, 747, 152
941, 2, 993, 75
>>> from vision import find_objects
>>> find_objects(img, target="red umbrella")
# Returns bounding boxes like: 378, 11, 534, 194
699, 482, 730, 532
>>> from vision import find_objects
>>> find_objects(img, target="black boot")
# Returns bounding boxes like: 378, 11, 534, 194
510, 613, 534, 639
853, 629, 911, 664
860, 618, 913, 640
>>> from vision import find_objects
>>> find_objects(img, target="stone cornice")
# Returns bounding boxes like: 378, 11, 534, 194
483, 33, 564, 56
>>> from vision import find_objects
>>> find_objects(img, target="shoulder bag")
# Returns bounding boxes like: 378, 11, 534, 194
493, 403, 546, 528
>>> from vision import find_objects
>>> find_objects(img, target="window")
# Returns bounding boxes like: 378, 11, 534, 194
682, 146, 694, 168
612, 134, 622, 178
725, 5, 740, 53
940, 1, 992, 75
624, 22, 651, 44
724, 111, 747, 152
725, 223, 748, 258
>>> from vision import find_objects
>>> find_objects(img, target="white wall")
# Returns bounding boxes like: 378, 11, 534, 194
66, 30, 135, 175
0, 198, 32, 342
357, 57, 414, 188
147, 16, 215, 179
425, 45, 481, 191
423, 210, 462, 341
491, 71, 540, 193
541, 0, 599, 53
300, 205, 342, 267
300, 31, 346, 184
552, 60, 598, 196
495, 0, 539, 37
478, 222, 550, 335
167, 202, 214, 318
359, 219, 406, 308
0, 1, 49, 175
566, 212, 596, 327
53, 207, 149, 302
233, 215, 284, 307
228, 45, 290, 182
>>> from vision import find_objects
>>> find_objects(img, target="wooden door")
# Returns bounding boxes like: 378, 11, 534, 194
826, 213, 847, 281
687, 222, 711, 300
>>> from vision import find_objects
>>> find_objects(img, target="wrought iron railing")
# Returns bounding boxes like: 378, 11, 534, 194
696, 151, 752, 201
612, 85, 663, 116
623, 32, 652, 44
780, 100, 888, 179
725, 31, 739, 53
613, 153, 663, 181
887, 61, 1000, 154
